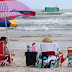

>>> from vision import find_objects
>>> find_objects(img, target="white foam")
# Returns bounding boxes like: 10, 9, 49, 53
64, 12, 72, 15
0, 27, 6, 30
15, 27, 72, 31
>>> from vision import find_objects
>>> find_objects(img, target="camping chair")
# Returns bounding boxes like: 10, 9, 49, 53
67, 47, 72, 67
40, 43, 62, 68
0, 41, 8, 66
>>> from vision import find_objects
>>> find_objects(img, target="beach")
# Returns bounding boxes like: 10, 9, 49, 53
0, 9, 72, 71
0, 49, 71, 72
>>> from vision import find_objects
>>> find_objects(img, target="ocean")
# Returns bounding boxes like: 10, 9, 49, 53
0, 9, 72, 50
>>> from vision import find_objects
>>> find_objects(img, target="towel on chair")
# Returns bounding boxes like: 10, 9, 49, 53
40, 43, 60, 55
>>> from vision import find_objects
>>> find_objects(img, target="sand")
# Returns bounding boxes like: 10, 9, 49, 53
0, 49, 72, 72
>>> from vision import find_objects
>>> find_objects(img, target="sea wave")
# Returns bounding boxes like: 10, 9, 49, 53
0, 26, 72, 31
15, 16, 72, 26
0, 27, 6, 30
15, 27, 72, 31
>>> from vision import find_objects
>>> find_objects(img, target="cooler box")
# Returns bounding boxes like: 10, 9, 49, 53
25, 52, 37, 66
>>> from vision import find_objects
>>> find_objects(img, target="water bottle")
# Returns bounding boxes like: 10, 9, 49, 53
27, 45, 30, 52
32, 43, 35, 52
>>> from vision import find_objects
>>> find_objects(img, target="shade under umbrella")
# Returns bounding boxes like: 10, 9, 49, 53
0, 20, 17, 27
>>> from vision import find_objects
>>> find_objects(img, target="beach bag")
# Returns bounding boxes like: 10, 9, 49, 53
50, 60, 56, 68
35, 58, 42, 68
35, 56, 48, 68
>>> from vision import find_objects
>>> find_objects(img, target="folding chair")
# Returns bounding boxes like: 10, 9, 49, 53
0, 41, 8, 66
67, 47, 72, 67
40, 43, 62, 68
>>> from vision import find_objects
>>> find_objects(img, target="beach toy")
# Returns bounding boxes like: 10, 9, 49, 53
61, 55, 68, 63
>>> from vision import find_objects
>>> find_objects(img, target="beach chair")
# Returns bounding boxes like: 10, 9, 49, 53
40, 43, 62, 68
0, 41, 8, 66
67, 47, 72, 67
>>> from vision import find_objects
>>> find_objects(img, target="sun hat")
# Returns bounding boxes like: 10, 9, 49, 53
41, 38, 52, 43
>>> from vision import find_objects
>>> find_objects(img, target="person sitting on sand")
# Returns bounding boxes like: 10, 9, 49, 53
41, 38, 63, 65
1, 36, 15, 64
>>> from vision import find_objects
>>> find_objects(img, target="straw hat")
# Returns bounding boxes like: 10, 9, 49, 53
41, 38, 52, 43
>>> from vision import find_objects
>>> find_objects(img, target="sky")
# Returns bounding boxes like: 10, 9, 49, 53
18, 0, 72, 9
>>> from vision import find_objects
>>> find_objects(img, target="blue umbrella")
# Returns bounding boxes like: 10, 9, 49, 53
0, 20, 17, 27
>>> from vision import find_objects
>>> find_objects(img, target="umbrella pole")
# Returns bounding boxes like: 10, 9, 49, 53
4, 12, 12, 65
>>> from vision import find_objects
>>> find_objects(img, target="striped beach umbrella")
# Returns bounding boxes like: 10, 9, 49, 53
0, 0, 36, 21
0, 20, 17, 27
0, 0, 36, 64
0, 12, 21, 21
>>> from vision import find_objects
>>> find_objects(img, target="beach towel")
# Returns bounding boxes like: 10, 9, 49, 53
40, 43, 60, 55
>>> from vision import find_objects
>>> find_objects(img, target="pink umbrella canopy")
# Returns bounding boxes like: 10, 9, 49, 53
0, 0, 36, 21
0, 12, 21, 21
